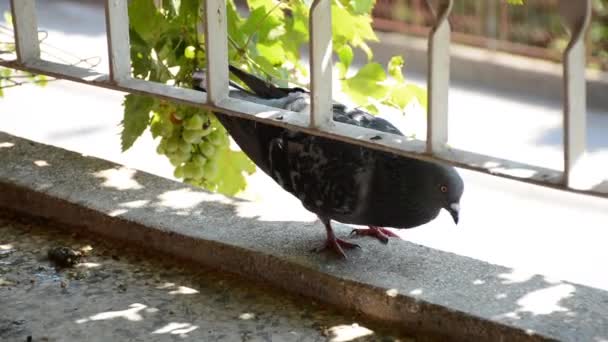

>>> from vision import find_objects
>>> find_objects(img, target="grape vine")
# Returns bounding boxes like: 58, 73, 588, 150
0, 12, 49, 97
123, 0, 432, 196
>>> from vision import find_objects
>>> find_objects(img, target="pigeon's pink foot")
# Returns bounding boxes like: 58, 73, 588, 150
315, 216, 360, 258
350, 226, 399, 244
313, 237, 360, 259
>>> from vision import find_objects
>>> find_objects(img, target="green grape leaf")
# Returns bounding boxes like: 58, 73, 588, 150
337, 44, 354, 71
364, 103, 379, 115
226, 0, 247, 51
172, 0, 199, 24
350, 0, 375, 15
387, 83, 427, 110
281, 1, 308, 62
388, 55, 405, 82
129, 30, 153, 79
213, 146, 256, 196
128, 0, 167, 43
341, 62, 388, 106
0, 67, 11, 78
34, 74, 48, 86
247, 0, 284, 19
332, 4, 377, 54
241, 6, 283, 45
257, 41, 287, 65
121, 94, 155, 151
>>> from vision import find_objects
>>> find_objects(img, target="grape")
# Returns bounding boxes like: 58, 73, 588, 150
203, 159, 219, 180
175, 149, 192, 162
150, 116, 164, 137
151, 106, 230, 192
182, 129, 203, 144
185, 114, 204, 130
193, 154, 207, 166
178, 138, 192, 152
166, 137, 179, 153
184, 46, 196, 59
162, 124, 174, 137
169, 157, 182, 167
207, 130, 226, 146
171, 112, 184, 123
199, 142, 216, 158
183, 161, 202, 179
156, 143, 166, 155
151, 116, 174, 138
173, 165, 184, 178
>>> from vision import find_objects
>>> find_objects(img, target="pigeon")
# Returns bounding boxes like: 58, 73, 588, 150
192, 65, 464, 258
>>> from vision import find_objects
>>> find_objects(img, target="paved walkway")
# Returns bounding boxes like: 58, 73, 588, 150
0, 211, 407, 341
1, 0, 608, 295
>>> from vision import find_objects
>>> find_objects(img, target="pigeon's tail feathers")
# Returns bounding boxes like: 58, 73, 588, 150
191, 68, 252, 95
228, 65, 292, 99
228, 65, 310, 99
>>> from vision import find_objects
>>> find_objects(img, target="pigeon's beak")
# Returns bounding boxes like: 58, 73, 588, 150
447, 203, 460, 225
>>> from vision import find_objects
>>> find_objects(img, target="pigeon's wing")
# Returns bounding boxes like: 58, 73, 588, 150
272, 132, 376, 223
228, 64, 405, 136
332, 104, 404, 136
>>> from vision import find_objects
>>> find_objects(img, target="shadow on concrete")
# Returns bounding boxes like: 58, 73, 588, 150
0, 211, 393, 341
1, 132, 608, 341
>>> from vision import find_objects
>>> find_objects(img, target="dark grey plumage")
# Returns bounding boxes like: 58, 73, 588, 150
192, 66, 464, 258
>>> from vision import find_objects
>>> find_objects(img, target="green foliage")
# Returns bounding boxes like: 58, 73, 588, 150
342, 62, 388, 107
590, 0, 608, 70
121, 0, 427, 196
121, 94, 154, 151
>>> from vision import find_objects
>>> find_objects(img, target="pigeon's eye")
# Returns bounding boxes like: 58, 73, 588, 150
440, 185, 448, 193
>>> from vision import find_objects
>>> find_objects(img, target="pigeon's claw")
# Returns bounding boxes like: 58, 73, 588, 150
350, 226, 399, 244
313, 238, 360, 259
316, 216, 360, 258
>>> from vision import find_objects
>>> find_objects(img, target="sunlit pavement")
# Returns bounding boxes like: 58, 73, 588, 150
1, 0, 608, 295
0, 213, 401, 341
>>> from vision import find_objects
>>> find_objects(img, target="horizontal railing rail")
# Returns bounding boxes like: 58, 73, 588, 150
1, 0, 604, 199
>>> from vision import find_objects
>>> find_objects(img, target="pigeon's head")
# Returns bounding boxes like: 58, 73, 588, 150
431, 164, 464, 225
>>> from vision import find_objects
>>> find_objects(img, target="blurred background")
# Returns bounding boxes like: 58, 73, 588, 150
372, 0, 608, 70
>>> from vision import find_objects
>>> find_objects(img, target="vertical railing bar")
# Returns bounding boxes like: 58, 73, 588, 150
9, 0, 40, 63
104, 0, 132, 81
426, 0, 453, 154
559, 0, 591, 188
204, 0, 229, 103
309, 0, 333, 128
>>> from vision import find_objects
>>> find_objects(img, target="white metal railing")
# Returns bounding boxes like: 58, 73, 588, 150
1, 0, 603, 198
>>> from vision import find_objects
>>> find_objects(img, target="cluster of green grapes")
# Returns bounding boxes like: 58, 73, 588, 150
151, 101, 227, 187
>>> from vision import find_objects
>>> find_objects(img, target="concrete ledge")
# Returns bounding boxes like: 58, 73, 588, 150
368, 32, 608, 110
2, 131, 608, 341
